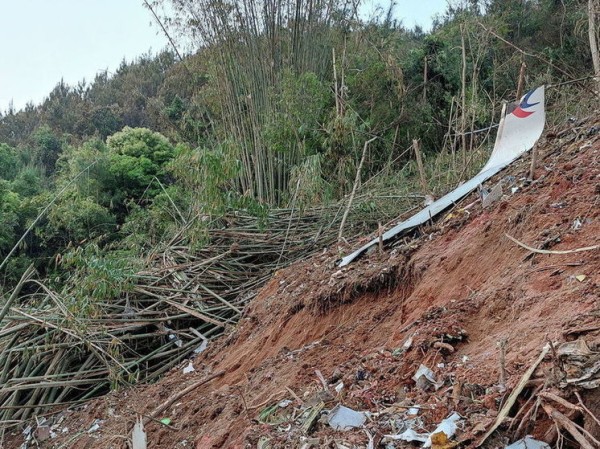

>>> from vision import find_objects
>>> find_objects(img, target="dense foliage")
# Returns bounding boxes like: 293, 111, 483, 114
0, 0, 596, 289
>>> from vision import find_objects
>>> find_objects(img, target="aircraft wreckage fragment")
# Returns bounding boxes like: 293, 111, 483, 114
339, 86, 546, 267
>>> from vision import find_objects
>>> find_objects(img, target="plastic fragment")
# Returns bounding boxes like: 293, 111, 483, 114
193, 338, 208, 354
159, 418, 172, 425
412, 364, 442, 390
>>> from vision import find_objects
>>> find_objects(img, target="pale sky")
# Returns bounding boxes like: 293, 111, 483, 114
0, 0, 447, 113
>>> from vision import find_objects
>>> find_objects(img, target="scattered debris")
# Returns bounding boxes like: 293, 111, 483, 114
430, 431, 458, 449
327, 404, 367, 431
35, 424, 50, 442
558, 339, 600, 389
257, 436, 272, 449
183, 361, 195, 374
132, 417, 147, 449
424, 413, 461, 448
88, 419, 102, 433
412, 364, 442, 391
301, 401, 325, 433
383, 428, 430, 444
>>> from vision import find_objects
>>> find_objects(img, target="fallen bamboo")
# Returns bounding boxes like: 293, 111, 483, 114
0, 193, 416, 422
505, 233, 600, 254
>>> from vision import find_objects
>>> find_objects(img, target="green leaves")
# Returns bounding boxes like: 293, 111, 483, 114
58, 244, 139, 316
0, 180, 21, 253
0, 144, 18, 181
107, 127, 176, 202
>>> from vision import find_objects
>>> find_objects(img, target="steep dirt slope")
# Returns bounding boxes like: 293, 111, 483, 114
5, 117, 599, 449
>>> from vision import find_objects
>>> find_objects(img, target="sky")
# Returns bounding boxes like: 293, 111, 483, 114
0, 0, 448, 113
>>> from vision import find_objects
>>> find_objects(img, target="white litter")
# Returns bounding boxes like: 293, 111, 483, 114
505, 436, 550, 449
132, 417, 147, 449
423, 412, 462, 448
88, 419, 103, 433
383, 428, 429, 443
327, 404, 367, 431
182, 361, 195, 374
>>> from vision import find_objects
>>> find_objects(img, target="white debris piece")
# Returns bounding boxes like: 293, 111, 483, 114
383, 428, 429, 443
327, 404, 367, 431
412, 364, 442, 390
132, 417, 147, 449
88, 419, 103, 433
423, 412, 462, 448
183, 361, 195, 374
505, 436, 550, 449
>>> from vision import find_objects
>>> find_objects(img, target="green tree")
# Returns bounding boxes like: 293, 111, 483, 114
106, 127, 176, 204
32, 125, 64, 174
0, 143, 18, 180
0, 180, 21, 254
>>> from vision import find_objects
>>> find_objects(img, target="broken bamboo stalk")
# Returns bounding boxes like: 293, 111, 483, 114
412, 139, 429, 194
338, 136, 378, 242
505, 234, 600, 254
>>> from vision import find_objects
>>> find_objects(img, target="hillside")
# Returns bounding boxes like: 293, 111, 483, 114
5, 113, 598, 448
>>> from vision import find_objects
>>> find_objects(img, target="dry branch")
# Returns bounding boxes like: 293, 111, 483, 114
505, 234, 600, 254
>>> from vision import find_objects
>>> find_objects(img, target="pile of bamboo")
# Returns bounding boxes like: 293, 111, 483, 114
0, 193, 419, 424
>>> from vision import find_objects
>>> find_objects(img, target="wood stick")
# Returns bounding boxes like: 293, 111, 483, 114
0, 265, 35, 323
542, 402, 597, 449
412, 139, 429, 194
338, 136, 377, 241
148, 370, 225, 421
498, 338, 507, 390
505, 234, 600, 254
539, 391, 582, 412
516, 60, 526, 101
529, 142, 538, 180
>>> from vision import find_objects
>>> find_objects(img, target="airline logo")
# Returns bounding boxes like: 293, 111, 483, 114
512, 89, 540, 118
